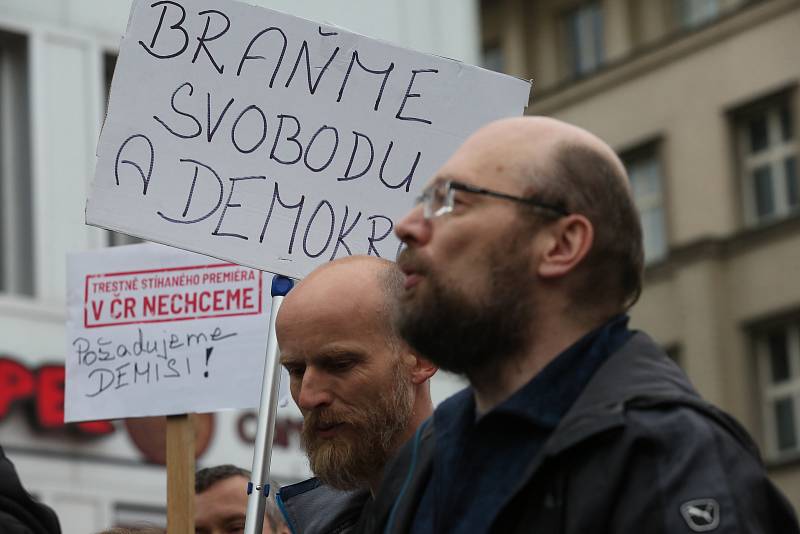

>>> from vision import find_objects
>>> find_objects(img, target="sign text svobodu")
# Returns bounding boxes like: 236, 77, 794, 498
86, 0, 531, 278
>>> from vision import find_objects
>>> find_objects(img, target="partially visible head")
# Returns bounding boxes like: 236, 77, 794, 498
532, 122, 643, 311
96, 529, 165, 534
395, 116, 643, 378
194, 465, 288, 534
277, 256, 436, 491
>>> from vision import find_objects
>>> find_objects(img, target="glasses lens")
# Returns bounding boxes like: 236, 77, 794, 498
414, 185, 430, 218
418, 182, 455, 219
432, 182, 454, 218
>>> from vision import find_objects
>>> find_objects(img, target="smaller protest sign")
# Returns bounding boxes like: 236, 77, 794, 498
65, 243, 287, 422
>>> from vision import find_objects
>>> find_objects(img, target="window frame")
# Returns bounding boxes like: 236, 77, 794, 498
621, 141, 670, 264
756, 318, 800, 462
560, 0, 605, 79
481, 39, 506, 73
0, 30, 34, 297
734, 90, 799, 227
673, 0, 721, 29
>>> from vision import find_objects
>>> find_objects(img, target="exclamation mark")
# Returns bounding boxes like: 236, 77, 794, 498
204, 347, 213, 378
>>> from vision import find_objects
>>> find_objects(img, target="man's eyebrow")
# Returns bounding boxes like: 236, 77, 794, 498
280, 348, 366, 366
221, 513, 247, 527
310, 348, 366, 366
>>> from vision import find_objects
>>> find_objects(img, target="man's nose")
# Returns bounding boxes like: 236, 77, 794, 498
395, 204, 432, 247
296, 369, 333, 411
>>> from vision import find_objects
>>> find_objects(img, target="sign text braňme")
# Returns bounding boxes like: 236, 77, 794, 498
86, 0, 531, 279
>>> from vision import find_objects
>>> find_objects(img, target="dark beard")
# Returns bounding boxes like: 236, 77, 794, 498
300, 362, 413, 490
396, 244, 534, 383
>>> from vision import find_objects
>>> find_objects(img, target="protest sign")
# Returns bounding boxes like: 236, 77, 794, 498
65, 243, 287, 422
85, 0, 531, 279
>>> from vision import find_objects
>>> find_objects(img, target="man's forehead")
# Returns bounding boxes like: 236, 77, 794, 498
438, 118, 559, 181
280, 297, 387, 343
280, 272, 384, 325
200, 474, 249, 495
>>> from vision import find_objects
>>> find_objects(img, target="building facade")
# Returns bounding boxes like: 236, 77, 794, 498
482, 0, 800, 507
0, 0, 473, 531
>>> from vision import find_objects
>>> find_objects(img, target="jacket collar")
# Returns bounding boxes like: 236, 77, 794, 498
541, 331, 698, 455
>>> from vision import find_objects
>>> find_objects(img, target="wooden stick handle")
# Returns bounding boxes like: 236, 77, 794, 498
167, 413, 195, 534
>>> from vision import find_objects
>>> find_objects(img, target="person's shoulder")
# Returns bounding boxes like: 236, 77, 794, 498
0, 446, 62, 534
0, 510, 35, 534
623, 397, 755, 455
612, 400, 800, 533
278, 479, 370, 534
612, 397, 772, 490
436, 386, 472, 412
279, 477, 369, 508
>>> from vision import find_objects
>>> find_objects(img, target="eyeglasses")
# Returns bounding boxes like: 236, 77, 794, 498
415, 180, 570, 219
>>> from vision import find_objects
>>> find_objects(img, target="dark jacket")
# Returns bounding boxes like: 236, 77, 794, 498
0, 446, 62, 534
358, 332, 800, 533
278, 477, 371, 534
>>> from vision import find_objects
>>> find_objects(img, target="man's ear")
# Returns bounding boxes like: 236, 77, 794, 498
536, 214, 594, 279
402, 353, 437, 384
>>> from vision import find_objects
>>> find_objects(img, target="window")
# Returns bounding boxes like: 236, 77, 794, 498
623, 145, 668, 263
563, 1, 604, 77
102, 53, 142, 247
756, 319, 800, 461
481, 42, 505, 74
0, 31, 34, 296
107, 232, 142, 246
480, 0, 506, 74
674, 0, 720, 28
736, 94, 798, 225
102, 52, 115, 119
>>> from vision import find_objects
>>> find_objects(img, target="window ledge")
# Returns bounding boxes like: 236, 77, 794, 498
0, 295, 65, 324
644, 211, 800, 281
766, 450, 800, 470
530, 0, 800, 114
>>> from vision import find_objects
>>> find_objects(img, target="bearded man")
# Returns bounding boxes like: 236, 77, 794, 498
357, 116, 800, 533
275, 255, 436, 534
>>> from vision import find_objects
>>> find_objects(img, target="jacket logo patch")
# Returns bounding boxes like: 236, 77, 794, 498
680, 499, 720, 532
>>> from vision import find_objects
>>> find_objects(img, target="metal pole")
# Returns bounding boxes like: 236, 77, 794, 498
244, 275, 293, 534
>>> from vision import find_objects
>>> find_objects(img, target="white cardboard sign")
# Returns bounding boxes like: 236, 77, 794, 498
65, 243, 287, 422
85, 0, 531, 279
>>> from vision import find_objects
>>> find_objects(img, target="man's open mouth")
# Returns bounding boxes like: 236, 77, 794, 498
314, 422, 344, 437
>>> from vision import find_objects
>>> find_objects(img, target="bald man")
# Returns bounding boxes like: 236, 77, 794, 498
358, 117, 799, 533
275, 256, 436, 534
